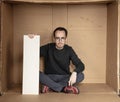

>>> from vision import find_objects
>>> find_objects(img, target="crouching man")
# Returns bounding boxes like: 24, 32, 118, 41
28, 27, 85, 94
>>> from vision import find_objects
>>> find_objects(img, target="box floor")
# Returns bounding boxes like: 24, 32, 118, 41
0, 84, 120, 102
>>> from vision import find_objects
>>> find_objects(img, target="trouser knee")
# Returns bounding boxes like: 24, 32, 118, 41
76, 72, 84, 83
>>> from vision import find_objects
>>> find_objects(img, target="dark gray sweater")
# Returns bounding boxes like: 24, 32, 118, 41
40, 43, 84, 75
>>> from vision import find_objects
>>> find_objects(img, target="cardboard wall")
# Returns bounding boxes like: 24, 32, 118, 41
67, 4, 107, 83
1, 1, 119, 93
13, 4, 53, 85
119, 1, 120, 94
3, 0, 115, 3
106, 2, 118, 92
0, 1, 1, 92
1, 2, 13, 91
9, 3, 107, 87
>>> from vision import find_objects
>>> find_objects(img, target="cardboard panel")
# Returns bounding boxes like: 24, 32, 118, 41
1, 2, 13, 91
22, 35, 40, 95
0, 1, 1, 93
3, 0, 115, 3
52, 5, 67, 30
1, 2, 118, 91
106, 2, 118, 92
68, 4, 107, 83
12, 4, 107, 85
118, 1, 120, 94
13, 4, 52, 85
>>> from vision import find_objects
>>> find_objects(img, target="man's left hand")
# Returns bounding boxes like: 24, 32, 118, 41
68, 72, 77, 86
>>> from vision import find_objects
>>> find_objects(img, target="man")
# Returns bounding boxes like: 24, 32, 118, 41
29, 27, 85, 94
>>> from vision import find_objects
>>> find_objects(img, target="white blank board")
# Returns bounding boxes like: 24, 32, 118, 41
22, 35, 40, 95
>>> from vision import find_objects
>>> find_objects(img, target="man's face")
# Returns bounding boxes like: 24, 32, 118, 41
54, 30, 67, 49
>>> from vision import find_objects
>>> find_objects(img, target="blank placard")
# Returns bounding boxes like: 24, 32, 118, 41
22, 35, 40, 95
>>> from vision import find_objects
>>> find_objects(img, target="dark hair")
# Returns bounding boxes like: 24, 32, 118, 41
53, 27, 68, 38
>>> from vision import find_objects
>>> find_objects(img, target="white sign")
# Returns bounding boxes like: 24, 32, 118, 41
22, 35, 40, 95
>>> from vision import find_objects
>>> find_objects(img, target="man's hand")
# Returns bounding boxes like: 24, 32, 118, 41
28, 33, 36, 39
68, 72, 77, 86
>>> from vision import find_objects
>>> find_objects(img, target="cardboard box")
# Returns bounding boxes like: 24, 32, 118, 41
0, 0, 119, 95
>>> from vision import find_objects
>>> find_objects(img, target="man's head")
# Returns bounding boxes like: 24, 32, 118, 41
53, 27, 68, 50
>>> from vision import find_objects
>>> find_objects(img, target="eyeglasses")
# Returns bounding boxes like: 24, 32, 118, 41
55, 37, 66, 42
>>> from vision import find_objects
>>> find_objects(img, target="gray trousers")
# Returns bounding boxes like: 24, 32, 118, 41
39, 71, 84, 92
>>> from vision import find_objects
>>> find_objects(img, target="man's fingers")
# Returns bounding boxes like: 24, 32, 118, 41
68, 81, 70, 86
28, 34, 37, 39
68, 80, 72, 86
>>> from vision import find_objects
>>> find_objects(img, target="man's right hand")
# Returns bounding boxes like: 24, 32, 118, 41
28, 34, 36, 39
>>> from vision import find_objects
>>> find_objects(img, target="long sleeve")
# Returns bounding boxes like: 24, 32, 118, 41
69, 47, 85, 73
40, 43, 84, 74
40, 44, 49, 57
